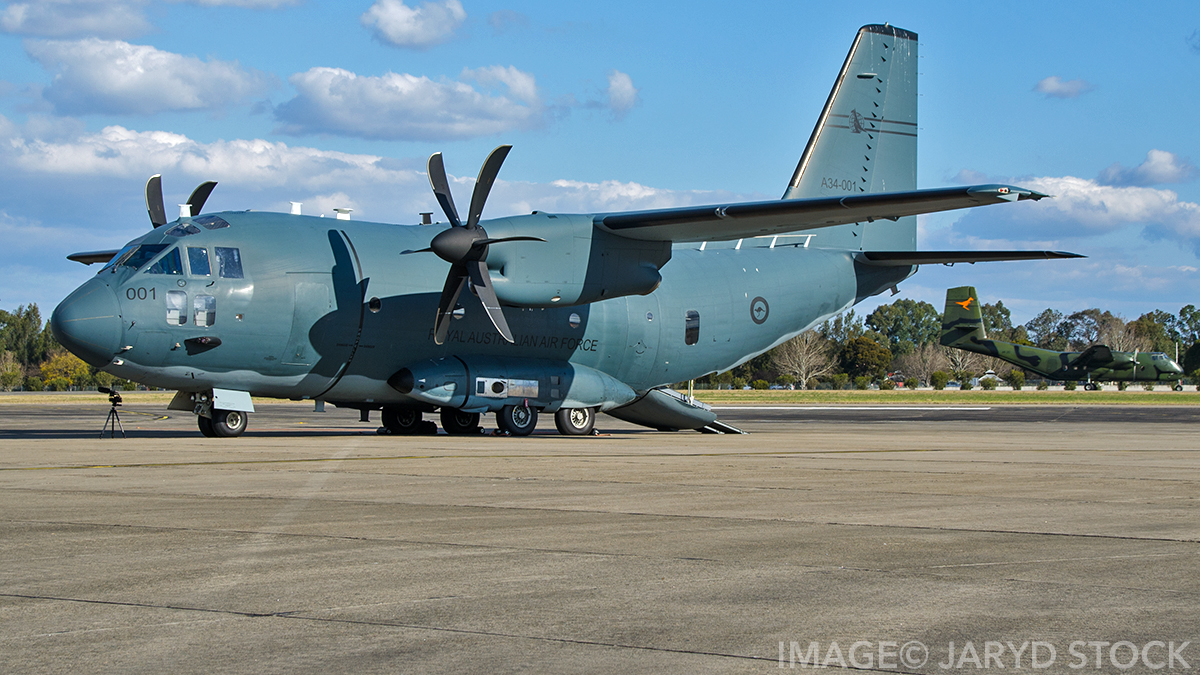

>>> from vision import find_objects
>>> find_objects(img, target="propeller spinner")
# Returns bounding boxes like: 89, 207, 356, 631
409, 145, 543, 345
145, 175, 218, 227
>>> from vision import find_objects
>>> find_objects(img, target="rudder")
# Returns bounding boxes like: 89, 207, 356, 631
940, 286, 986, 348
785, 24, 918, 251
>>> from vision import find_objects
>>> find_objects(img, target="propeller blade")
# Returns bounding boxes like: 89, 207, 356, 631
145, 174, 167, 228
426, 153, 462, 229
466, 145, 511, 230
400, 247, 433, 255
187, 181, 217, 216
472, 235, 547, 250
434, 264, 469, 345
467, 260, 514, 343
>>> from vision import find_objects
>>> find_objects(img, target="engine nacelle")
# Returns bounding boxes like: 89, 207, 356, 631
388, 355, 637, 413
480, 214, 671, 308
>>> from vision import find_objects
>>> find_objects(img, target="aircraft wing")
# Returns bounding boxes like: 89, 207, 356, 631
595, 184, 1046, 242
857, 250, 1084, 266
1075, 344, 1116, 368
68, 250, 120, 265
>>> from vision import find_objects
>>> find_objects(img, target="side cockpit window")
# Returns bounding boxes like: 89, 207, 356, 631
188, 247, 211, 276
215, 247, 243, 279
146, 247, 183, 275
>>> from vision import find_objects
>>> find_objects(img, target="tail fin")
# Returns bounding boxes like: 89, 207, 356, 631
785, 24, 918, 251
940, 286, 986, 348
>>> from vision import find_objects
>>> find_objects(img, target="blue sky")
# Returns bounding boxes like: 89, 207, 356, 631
1, 0, 1197, 325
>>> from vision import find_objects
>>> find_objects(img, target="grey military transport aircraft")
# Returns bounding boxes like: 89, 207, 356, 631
51, 24, 1080, 438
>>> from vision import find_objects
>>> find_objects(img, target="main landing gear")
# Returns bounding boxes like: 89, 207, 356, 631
197, 409, 248, 438
372, 405, 599, 437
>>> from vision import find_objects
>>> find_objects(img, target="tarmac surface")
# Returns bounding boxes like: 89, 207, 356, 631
1, 401, 1197, 673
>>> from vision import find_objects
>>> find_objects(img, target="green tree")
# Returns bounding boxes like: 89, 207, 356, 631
40, 351, 90, 387
0, 351, 22, 391
865, 299, 941, 355
0, 304, 57, 370
1024, 308, 1069, 351
929, 371, 949, 390
839, 336, 892, 380
1003, 370, 1025, 390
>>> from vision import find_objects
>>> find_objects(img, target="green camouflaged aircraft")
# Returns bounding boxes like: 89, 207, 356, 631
941, 286, 1185, 390
52, 25, 1078, 438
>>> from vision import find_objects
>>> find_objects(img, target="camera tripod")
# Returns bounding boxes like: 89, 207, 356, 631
98, 387, 126, 439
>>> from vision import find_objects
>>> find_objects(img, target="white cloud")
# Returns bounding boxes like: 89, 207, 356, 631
361, 0, 465, 50
186, 0, 298, 6
606, 70, 638, 119
462, 65, 538, 105
1034, 76, 1093, 99
26, 39, 272, 115
946, 174, 1200, 255
1, 1, 151, 39
274, 66, 543, 141
1097, 149, 1196, 186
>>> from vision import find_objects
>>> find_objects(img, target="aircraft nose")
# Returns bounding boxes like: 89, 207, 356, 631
51, 279, 123, 367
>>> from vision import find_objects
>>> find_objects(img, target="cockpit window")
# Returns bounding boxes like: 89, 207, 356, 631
146, 247, 183, 275
214, 247, 243, 279
194, 215, 230, 230
188, 247, 211, 276
119, 244, 168, 271
164, 223, 202, 237
99, 243, 138, 273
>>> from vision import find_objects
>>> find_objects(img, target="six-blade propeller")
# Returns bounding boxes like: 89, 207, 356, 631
407, 145, 543, 345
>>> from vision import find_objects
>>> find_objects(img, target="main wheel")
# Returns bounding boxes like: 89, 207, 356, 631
211, 409, 247, 437
197, 414, 217, 437
382, 407, 422, 435
554, 407, 596, 436
497, 404, 538, 436
1084, 383, 1096, 391
440, 409, 480, 435
1174, 384, 1184, 391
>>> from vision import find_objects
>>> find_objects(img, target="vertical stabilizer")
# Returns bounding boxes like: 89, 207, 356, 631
940, 286, 986, 348
785, 24, 918, 251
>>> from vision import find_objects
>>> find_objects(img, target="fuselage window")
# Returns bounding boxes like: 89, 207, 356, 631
121, 244, 168, 270
685, 310, 700, 345
194, 295, 216, 327
166, 290, 187, 325
164, 223, 201, 237
214, 247, 243, 279
146, 247, 183, 275
188, 247, 211, 276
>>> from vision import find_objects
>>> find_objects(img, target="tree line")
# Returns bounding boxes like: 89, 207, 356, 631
0, 304, 135, 392
705, 298, 1200, 390
7, 298, 1200, 393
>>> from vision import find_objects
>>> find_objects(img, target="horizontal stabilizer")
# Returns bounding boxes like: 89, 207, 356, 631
595, 185, 1046, 243
67, 250, 119, 265
859, 250, 1084, 266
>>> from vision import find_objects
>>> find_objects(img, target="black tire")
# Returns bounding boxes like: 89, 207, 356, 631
497, 404, 538, 436
554, 407, 595, 436
382, 407, 423, 435
1084, 383, 1096, 391
440, 409, 480, 435
211, 409, 248, 437
197, 414, 217, 437
1174, 384, 1184, 392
